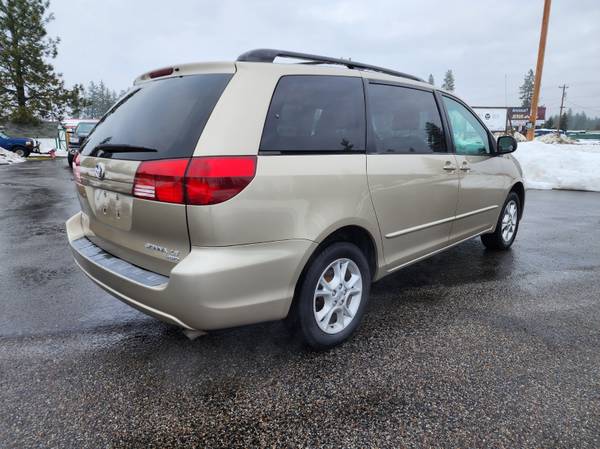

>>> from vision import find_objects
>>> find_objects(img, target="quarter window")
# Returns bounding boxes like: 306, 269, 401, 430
367, 83, 446, 154
260, 75, 365, 153
443, 96, 491, 155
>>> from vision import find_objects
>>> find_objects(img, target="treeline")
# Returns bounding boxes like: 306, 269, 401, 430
77, 81, 125, 119
544, 109, 600, 131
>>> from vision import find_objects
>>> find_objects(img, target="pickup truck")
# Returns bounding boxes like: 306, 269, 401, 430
0, 131, 39, 157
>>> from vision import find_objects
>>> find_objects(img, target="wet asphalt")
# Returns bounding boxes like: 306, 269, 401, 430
1, 159, 599, 448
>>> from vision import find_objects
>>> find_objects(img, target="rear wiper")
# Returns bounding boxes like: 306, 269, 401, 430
94, 144, 158, 154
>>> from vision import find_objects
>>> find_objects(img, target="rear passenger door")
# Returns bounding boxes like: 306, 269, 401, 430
365, 81, 460, 271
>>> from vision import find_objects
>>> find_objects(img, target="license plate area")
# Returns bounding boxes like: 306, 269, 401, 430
91, 188, 133, 230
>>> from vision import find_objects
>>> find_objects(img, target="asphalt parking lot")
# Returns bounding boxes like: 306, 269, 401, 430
1, 159, 600, 448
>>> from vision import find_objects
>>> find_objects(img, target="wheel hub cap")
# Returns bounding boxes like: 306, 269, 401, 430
501, 200, 518, 243
313, 258, 363, 335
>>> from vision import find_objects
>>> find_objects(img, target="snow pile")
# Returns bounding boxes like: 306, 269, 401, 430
0, 146, 26, 165
536, 133, 577, 144
513, 131, 528, 142
514, 141, 600, 192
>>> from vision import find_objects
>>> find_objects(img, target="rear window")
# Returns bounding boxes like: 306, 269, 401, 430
368, 83, 446, 154
260, 75, 365, 153
81, 74, 232, 161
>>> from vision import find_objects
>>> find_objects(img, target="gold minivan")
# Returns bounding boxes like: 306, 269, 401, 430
66, 49, 524, 349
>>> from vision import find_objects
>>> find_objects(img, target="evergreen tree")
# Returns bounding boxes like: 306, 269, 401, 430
441, 70, 455, 91
544, 117, 554, 128
519, 69, 535, 109
0, 0, 82, 123
427, 74, 434, 86
82, 80, 119, 118
559, 112, 568, 131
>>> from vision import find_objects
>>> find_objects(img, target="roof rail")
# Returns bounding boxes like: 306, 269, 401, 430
237, 49, 424, 82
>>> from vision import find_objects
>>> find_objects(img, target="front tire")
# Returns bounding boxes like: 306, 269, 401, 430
481, 191, 521, 250
13, 146, 30, 158
293, 242, 371, 350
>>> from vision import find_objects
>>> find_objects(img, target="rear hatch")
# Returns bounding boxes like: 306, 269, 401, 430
75, 70, 233, 275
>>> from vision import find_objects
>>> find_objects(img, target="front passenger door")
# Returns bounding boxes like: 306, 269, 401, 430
442, 96, 510, 243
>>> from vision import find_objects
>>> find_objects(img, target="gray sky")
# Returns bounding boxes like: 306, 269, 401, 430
47, 0, 600, 117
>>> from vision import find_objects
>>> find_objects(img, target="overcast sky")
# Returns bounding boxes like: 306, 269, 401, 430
47, 0, 600, 117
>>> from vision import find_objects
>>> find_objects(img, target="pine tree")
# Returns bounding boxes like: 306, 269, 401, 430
82, 80, 120, 118
428, 74, 434, 86
559, 112, 568, 131
441, 70, 455, 92
544, 117, 554, 128
519, 69, 535, 109
0, 0, 82, 123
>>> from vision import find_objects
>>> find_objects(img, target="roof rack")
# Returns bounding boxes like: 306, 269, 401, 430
237, 49, 424, 83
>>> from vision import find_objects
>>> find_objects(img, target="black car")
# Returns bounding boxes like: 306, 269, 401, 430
68, 121, 98, 167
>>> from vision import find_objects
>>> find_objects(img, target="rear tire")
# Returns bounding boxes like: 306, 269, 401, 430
292, 242, 371, 350
481, 191, 520, 250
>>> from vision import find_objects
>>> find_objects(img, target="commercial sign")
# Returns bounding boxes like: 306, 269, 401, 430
508, 106, 546, 126
472, 108, 508, 132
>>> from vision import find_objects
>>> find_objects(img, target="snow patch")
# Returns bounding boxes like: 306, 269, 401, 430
0, 146, 26, 165
514, 141, 600, 192
513, 131, 527, 142
536, 133, 577, 144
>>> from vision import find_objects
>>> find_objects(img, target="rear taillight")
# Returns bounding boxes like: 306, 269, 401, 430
73, 153, 81, 183
132, 156, 256, 205
186, 156, 256, 205
133, 159, 188, 203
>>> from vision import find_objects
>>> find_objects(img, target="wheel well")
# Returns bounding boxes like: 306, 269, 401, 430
290, 226, 378, 312
510, 182, 525, 218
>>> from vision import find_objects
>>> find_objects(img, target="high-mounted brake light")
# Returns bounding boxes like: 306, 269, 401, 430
132, 156, 257, 205
149, 67, 174, 79
72, 153, 81, 183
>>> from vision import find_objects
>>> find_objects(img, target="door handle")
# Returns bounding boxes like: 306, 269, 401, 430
443, 161, 457, 171
460, 162, 471, 172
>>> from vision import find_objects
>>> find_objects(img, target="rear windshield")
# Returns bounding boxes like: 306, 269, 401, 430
81, 74, 232, 161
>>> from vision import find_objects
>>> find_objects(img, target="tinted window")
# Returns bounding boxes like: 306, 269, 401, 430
443, 96, 491, 155
260, 76, 365, 152
368, 84, 446, 154
81, 74, 232, 160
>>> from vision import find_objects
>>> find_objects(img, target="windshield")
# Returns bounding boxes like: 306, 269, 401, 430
81, 74, 232, 161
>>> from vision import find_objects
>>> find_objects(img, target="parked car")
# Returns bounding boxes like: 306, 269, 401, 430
0, 131, 39, 157
66, 49, 524, 349
67, 120, 98, 167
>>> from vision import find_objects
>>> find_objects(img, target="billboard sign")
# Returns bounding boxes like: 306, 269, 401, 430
508, 106, 546, 126
472, 107, 508, 132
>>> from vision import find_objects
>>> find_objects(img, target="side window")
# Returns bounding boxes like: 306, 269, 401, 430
260, 75, 365, 153
367, 83, 446, 154
442, 96, 491, 155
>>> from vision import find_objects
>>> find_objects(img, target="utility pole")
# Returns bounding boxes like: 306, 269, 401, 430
527, 0, 552, 141
556, 84, 568, 134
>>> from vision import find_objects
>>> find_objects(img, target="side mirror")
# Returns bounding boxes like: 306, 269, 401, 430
497, 135, 518, 154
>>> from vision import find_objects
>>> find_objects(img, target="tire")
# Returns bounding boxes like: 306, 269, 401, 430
13, 146, 30, 158
481, 191, 521, 250
67, 152, 74, 168
292, 242, 371, 350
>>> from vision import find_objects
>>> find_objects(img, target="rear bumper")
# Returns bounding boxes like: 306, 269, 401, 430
66, 212, 316, 331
